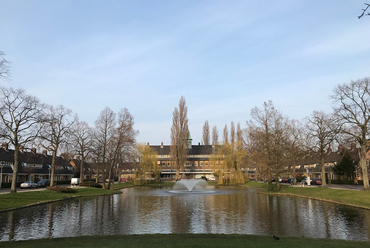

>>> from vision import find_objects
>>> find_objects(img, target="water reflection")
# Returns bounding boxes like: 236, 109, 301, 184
0, 187, 369, 241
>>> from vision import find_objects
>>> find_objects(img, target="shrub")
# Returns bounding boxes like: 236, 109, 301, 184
47, 186, 77, 193
80, 181, 102, 188
330, 179, 354, 185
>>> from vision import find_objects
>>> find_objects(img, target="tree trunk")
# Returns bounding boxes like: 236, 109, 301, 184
292, 160, 296, 185
361, 144, 369, 189
10, 145, 19, 193
50, 149, 57, 186
79, 156, 84, 183
321, 156, 326, 187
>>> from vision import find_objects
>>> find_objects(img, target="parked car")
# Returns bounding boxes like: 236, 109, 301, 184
312, 178, 322, 185
208, 177, 216, 181
120, 178, 128, 182
70, 178, 80, 186
20, 181, 38, 188
37, 179, 50, 187
281, 178, 290, 183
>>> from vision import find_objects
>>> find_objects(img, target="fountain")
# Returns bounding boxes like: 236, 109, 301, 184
169, 179, 216, 194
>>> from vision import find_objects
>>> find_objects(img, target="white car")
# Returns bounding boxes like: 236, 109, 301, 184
20, 181, 38, 188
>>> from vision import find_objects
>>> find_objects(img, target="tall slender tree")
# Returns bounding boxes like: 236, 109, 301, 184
170, 96, 189, 180
202, 120, 210, 145
223, 124, 228, 144
212, 126, 218, 145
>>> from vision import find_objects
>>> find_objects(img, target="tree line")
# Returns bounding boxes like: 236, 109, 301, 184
0, 86, 138, 193
187, 78, 370, 190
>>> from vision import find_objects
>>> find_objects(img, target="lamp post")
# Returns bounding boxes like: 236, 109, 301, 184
48, 168, 51, 179
0, 165, 3, 189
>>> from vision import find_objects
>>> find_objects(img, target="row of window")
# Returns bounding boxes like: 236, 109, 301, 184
159, 161, 224, 167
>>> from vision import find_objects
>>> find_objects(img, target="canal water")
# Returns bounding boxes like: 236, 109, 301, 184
0, 186, 369, 241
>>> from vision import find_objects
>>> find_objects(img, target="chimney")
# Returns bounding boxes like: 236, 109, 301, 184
42, 150, 47, 156
31, 148, 36, 154
161, 142, 163, 148
19, 145, 24, 152
2, 143, 8, 150
147, 142, 149, 146
327, 147, 332, 154
351, 143, 356, 150
338, 145, 343, 152
198, 142, 200, 146
76, 155, 80, 160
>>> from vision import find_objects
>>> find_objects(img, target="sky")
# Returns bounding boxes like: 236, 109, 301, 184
1, 0, 370, 146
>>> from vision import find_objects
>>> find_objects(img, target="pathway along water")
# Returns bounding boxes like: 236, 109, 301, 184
0, 186, 369, 242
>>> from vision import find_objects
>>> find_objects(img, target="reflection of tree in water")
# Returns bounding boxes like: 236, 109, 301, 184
336, 205, 363, 226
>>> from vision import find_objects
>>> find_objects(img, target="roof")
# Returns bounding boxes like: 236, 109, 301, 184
150, 144, 214, 156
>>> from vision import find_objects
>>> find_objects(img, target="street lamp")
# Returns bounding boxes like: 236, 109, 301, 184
0, 165, 3, 189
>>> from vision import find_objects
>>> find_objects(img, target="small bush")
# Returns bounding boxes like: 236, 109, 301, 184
47, 186, 77, 193
80, 181, 102, 188
330, 179, 354, 185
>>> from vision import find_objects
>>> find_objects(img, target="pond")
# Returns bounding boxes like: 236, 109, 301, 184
0, 186, 370, 241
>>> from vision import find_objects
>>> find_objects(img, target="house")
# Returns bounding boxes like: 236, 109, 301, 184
0, 142, 74, 184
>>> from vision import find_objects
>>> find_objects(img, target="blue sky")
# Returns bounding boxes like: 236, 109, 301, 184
1, 0, 369, 145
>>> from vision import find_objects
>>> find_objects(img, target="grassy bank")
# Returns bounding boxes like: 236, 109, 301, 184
245, 181, 370, 209
2, 234, 369, 248
0, 187, 121, 212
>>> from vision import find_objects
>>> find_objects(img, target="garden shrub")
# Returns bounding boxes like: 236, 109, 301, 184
80, 181, 102, 188
47, 186, 77, 193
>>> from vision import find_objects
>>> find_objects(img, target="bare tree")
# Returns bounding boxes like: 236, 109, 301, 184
223, 124, 228, 144
212, 126, 218, 145
94, 107, 116, 189
170, 96, 189, 180
246, 101, 277, 189
39, 105, 75, 186
358, 3, 370, 19
286, 119, 305, 185
304, 111, 339, 187
0, 51, 10, 81
202, 120, 210, 145
107, 108, 137, 190
0, 87, 45, 193
331, 78, 370, 189
71, 118, 92, 183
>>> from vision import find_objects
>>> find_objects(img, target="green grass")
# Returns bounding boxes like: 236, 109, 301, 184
2, 234, 369, 248
0, 187, 120, 212
245, 181, 370, 209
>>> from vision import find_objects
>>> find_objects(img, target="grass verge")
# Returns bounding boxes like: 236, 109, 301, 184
0, 187, 120, 212
245, 181, 370, 209
2, 234, 369, 248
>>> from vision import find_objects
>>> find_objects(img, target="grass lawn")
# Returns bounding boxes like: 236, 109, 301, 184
245, 181, 370, 209
0, 187, 120, 212
3, 234, 369, 248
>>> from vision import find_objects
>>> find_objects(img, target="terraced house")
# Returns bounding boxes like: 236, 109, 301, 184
0, 142, 93, 186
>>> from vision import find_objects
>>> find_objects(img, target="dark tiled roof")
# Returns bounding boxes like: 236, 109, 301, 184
0, 147, 74, 175
150, 145, 214, 156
